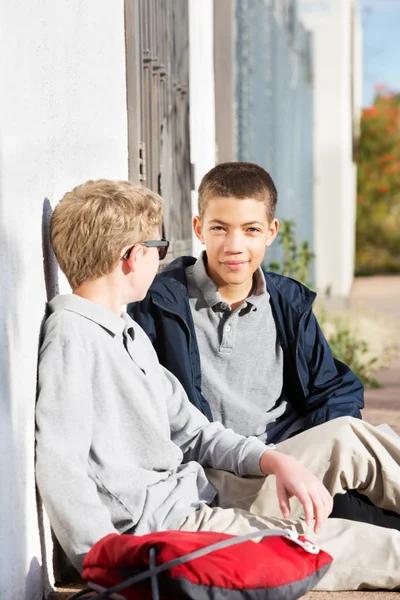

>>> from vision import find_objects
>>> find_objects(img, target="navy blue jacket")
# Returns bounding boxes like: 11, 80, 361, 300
129, 256, 364, 429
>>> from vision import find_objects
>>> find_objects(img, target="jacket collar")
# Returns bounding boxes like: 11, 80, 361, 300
265, 271, 316, 316
157, 255, 196, 286
149, 256, 196, 319
151, 255, 316, 317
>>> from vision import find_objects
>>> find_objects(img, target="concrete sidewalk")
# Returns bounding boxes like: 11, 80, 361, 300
349, 276, 400, 432
50, 276, 400, 600
305, 276, 400, 600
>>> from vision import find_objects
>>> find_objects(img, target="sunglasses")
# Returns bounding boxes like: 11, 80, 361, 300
122, 239, 170, 261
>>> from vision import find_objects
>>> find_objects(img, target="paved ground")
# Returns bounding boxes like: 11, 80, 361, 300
50, 276, 400, 599
49, 588, 400, 599
305, 276, 400, 600
349, 276, 400, 433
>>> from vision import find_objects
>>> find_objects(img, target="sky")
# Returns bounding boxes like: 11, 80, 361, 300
360, 0, 400, 106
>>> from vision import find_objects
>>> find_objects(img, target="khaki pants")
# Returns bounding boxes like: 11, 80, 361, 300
180, 417, 400, 591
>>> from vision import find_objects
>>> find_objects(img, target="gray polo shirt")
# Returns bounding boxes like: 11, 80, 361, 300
186, 253, 303, 444
36, 294, 269, 569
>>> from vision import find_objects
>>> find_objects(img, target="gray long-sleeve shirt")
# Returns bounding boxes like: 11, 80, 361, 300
36, 294, 269, 569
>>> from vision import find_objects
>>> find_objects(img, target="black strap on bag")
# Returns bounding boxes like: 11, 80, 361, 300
67, 528, 319, 600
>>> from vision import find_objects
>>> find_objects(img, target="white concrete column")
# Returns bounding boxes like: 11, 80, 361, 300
298, 0, 360, 299
189, 0, 217, 256
0, 2, 128, 597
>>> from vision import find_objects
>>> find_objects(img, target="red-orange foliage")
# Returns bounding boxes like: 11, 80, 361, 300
356, 91, 400, 273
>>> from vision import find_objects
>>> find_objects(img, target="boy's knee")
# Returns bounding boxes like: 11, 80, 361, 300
330, 416, 368, 452
333, 416, 360, 436
320, 416, 360, 448
335, 416, 356, 428
319, 416, 355, 436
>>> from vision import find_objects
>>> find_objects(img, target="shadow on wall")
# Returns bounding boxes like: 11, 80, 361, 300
39, 199, 81, 588
37, 198, 62, 597
42, 198, 59, 306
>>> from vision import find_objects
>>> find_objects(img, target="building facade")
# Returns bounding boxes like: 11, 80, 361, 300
0, 1, 361, 597
0, 2, 129, 597
298, 0, 362, 298
214, 0, 315, 273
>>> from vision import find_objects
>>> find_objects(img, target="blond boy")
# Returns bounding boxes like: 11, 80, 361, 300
37, 179, 400, 590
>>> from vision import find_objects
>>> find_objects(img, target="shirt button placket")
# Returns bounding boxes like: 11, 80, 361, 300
221, 317, 234, 351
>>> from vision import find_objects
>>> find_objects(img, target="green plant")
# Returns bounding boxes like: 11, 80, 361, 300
266, 220, 315, 287
317, 311, 381, 388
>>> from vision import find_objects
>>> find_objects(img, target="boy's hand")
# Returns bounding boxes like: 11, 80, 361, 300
259, 450, 333, 534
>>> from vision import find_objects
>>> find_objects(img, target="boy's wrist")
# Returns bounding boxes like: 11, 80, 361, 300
259, 447, 283, 476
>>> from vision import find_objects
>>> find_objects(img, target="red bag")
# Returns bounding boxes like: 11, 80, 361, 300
69, 528, 332, 599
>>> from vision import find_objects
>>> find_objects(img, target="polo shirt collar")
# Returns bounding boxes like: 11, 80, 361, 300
192, 251, 268, 309
49, 294, 127, 337
191, 252, 223, 307
250, 267, 268, 306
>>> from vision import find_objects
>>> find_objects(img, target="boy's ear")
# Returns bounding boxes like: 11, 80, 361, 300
193, 216, 205, 244
122, 244, 144, 274
266, 218, 279, 247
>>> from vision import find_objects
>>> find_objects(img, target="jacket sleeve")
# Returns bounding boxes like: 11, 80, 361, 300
299, 310, 364, 428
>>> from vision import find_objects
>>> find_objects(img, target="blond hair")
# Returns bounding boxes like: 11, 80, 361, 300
198, 162, 277, 222
51, 179, 163, 290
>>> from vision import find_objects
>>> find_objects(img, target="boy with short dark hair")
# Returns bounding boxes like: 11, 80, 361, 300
36, 178, 400, 591
130, 162, 363, 439
129, 161, 396, 531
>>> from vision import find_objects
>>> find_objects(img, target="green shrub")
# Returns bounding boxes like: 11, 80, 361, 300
317, 311, 380, 388
266, 220, 314, 287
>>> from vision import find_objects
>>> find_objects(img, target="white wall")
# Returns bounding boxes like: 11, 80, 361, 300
189, 0, 216, 256
298, 0, 359, 298
352, 3, 363, 136
0, 2, 128, 597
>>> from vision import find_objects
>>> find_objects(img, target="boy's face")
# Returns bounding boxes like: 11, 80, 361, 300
193, 196, 278, 291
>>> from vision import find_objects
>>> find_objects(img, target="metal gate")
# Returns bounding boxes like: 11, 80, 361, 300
125, 0, 193, 260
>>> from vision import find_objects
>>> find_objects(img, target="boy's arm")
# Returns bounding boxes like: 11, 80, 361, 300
300, 311, 364, 428
36, 332, 118, 570
164, 368, 332, 532
162, 367, 268, 477
129, 295, 213, 420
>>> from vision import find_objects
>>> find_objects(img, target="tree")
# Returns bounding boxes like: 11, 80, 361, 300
356, 88, 400, 274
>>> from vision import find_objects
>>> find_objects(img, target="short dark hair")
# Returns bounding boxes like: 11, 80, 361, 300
198, 162, 277, 222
